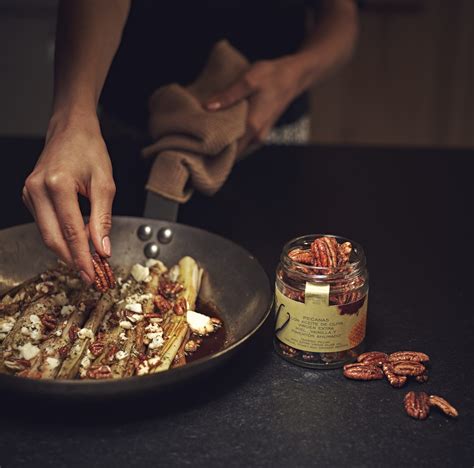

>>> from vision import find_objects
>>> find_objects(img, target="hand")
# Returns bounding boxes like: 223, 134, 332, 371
23, 116, 116, 284
205, 56, 305, 154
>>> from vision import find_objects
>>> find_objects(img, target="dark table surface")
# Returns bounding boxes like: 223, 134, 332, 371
0, 138, 473, 468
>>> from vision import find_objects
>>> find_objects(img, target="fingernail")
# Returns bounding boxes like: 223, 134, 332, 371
102, 236, 111, 257
80, 270, 93, 285
206, 101, 221, 110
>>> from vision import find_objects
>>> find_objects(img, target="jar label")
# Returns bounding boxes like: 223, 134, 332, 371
274, 284, 368, 353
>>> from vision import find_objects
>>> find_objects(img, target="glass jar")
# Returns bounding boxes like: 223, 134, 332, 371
274, 234, 369, 369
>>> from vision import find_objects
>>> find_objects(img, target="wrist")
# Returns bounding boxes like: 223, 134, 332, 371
47, 107, 101, 142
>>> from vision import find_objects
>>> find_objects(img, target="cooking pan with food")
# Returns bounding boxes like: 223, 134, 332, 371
0, 217, 272, 399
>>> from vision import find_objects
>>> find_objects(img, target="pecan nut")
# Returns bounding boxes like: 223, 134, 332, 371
391, 360, 426, 376
382, 362, 407, 388
40, 313, 57, 331
89, 340, 105, 357
288, 248, 314, 265
389, 351, 429, 363
429, 395, 458, 418
404, 391, 430, 420
92, 254, 116, 292
343, 363, 384, 380
86, 365, 113, 380
357, 351, 388, 367
173, 297, 187, 316
311, 236, 339, 270
154, 294, 172, 313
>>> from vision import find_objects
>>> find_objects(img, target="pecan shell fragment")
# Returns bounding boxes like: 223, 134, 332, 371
404, 391, 430, 420
429, 395, 458, 418
343, 363, 384, 381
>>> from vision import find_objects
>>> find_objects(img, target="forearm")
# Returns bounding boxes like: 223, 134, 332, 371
50, 0, 130, 130
288, 0, 359, 94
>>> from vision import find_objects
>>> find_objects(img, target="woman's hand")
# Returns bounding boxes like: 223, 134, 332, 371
22, 116, 116, 284
205, 56, 306, 154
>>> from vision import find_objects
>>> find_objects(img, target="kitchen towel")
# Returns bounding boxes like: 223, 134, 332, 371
142, 40, 250, 202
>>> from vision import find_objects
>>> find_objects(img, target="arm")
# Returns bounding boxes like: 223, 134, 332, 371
205, 0, 359, 151
23, 0, 131, 284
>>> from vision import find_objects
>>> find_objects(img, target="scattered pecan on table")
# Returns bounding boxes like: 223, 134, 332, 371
343, 363, 384, 380
91, 253, 116, 293
404, 391, 430, 420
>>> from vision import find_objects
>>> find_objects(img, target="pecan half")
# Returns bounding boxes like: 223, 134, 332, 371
4, 358, 31, 371
389, 351, 429, 363
58, 345, 70, 358
391, 360, 426, 377
68, 324, 79, 342
173, 297, 187, 316
154, 294, 172, 313
86, 365, 113, 380
104, 344, 118, 364
382, 362, 407, 388
404, 391, 430, 420
357, 351, 388, 367
91, 253, 116, 292
89, 340, 105, 357
337, 242, 352, 266
159, 279, 184, 299
311, 236, 339, 270
40, 313, 57, 331
429, 395, 458, 418
343, 363, 384, 380
288, 248, 314, 265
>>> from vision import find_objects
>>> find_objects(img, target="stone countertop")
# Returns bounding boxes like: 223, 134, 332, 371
0, 138, 472, 467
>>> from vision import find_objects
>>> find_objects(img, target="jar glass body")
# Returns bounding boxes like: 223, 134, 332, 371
274, 234, 369, 369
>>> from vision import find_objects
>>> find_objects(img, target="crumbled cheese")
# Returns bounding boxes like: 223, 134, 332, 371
137, 360, 149, 376
45, 357, 59, 370
130, 264, 150, 283
115, 350, 128, 361
119, 332, 128, 342
119, 320, 133, 330
31, 330, 42, 341
18, 342, 40, 360
54, 329, 62, 337
125, 293, 152, 305
21, 326, 30, 336
30, 314, 41, 324
60, 305, 76, 317
77, 328, 94, 340
145, 323, 161, 333
125, 303, 142, 313
80, 356, 91, 369
53, 292, 68, 306
0, 317, 15, 334
148, 356, 160, 367
148, 334, 164, 350
143, 275, 152, 283
131, 314, 143, 323
36, 282, 53, 294
120, 281, 131, 295
0, 333, 6, 341
186, 311, 214, 335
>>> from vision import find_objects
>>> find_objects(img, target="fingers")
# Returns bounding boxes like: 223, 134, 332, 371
205, 74, 255, 111
88, 175, 116, 258
22, 179, 74, 266
45, 176, 95, 283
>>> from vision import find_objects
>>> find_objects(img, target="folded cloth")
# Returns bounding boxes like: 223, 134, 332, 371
142, 40, 250, 203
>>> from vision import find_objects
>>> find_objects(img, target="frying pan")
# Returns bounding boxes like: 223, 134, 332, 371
0, 217, 272, 400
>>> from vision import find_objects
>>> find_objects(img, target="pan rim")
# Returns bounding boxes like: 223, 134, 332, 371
0, 217, 273, 388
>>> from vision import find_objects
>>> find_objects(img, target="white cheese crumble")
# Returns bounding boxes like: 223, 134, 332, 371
145, 323, 161, 333
119, 320, 133, 330
46, 357, 59, 370
186, 311, 214, 335
60, 305, 76, 317
148, 334, 164, 350
81, 356, 91, 369
125, 303, 142, 313
115, 350, 128, 360
137, 360, 149, 375
53, 292, 69, 306
119, 332, 128, 342
0, 317, 15, 334
130, 264, 150, 283
54, 329, 62, 337
77, 328, 94, 340
18, 342, 40, 360
30, 314, 41, 324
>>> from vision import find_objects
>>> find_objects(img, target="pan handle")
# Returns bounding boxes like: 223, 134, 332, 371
143, 191, 179, 222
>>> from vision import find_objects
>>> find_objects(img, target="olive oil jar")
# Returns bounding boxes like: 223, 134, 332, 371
274, 234, 369, 369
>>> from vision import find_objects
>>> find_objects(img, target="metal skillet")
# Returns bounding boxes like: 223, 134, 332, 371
0, 216, 272, 400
